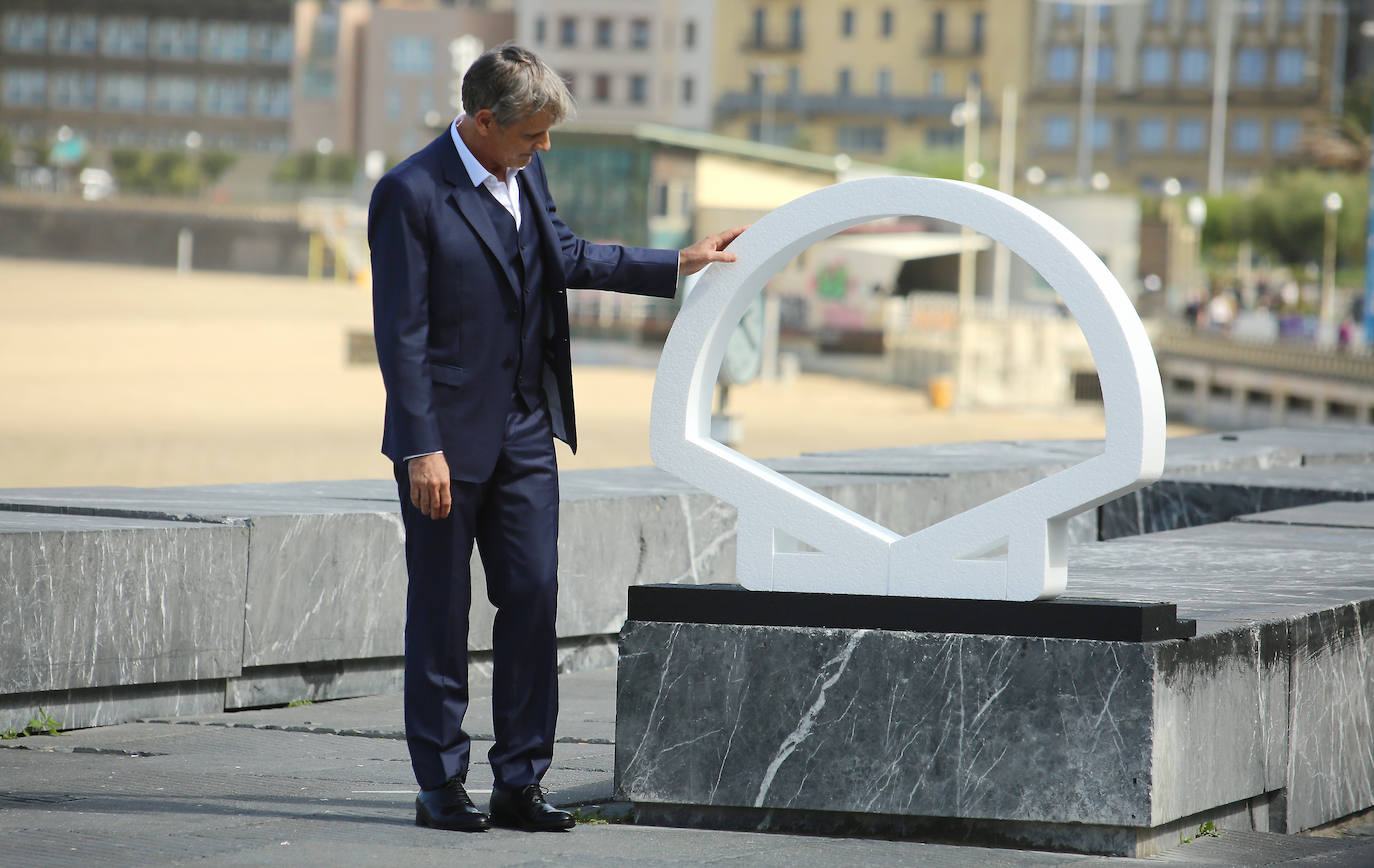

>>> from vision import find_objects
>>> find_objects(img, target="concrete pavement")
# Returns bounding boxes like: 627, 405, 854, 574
3, 666, 1372, 867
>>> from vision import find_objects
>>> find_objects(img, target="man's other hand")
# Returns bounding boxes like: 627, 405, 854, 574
408, 453, 452, 519
679, 226, 747, 276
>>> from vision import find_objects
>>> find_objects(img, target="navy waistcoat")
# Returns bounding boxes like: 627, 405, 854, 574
476, 183, 546, 412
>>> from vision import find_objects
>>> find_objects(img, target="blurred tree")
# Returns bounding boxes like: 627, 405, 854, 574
892, 146, 965, 180
271, 151, 356, 185
1201, 170, 1367, 267
198, 150, 236, 185
0, 131, 13, 183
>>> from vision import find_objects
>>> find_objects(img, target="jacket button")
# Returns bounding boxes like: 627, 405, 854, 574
501, 357, 514, 369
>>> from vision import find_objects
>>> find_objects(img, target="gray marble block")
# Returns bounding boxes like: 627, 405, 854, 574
617, 513, 1374, 853
0, 512, 248, 696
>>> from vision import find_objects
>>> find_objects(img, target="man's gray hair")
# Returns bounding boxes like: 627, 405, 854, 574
462, 44, 575, 127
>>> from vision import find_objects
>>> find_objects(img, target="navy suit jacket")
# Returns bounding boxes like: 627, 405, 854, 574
368, 132, 679, 482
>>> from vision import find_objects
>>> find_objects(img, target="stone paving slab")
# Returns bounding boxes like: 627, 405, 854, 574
2, 667, 1372, 867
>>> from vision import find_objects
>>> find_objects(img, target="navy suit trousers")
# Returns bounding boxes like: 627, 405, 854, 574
394, 397, 560, 791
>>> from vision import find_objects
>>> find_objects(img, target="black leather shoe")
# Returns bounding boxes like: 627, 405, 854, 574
415, 776, 490, 832
489, 784, 575, 831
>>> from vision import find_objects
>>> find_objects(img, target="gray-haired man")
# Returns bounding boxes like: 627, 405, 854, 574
369, 45, 741, 832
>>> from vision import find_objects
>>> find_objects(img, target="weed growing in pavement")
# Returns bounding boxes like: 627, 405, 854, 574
1, 708, 64, 739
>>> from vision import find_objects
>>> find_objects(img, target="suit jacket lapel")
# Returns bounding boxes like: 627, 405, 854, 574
436, 134, 520, 299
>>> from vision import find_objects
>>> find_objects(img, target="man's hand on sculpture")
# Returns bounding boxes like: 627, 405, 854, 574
409, 453, 452, 520
679, 226, 747, 277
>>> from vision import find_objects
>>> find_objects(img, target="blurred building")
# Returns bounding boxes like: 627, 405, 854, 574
515, 0, 714, 131
291, 0, 514, 160
708, 1, 1023, 167
0, 0, 293, 154
1022, 0, 1343, 193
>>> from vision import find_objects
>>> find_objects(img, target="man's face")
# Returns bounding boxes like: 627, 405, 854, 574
471, 109, 554, 173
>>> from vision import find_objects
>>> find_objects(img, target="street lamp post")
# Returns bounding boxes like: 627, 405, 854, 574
952, 82, 982, 315
1322, 191, 1343, 338
1186, 195, 1208, 312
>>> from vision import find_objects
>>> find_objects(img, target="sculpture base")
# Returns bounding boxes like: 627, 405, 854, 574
616, 575, 1373, 857
627, 583, 1197, 642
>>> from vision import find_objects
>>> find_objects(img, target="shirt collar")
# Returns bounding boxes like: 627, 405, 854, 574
450, 114, 520, 188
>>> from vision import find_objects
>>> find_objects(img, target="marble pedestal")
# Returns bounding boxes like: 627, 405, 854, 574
615, 504, 1374, 857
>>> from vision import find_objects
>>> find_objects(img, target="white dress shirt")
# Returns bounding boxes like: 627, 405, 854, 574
451, 114, 521, 230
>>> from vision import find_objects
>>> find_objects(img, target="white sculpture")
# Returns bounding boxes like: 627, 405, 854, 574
650, 178, 1165, 601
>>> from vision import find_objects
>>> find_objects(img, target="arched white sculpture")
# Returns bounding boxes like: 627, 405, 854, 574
651, 178, 1165, 601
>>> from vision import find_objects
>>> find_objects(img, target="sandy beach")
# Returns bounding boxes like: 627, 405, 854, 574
0, 257, 1191, 488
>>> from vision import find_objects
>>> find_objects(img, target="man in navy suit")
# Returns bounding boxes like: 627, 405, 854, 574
368, 45, 742, 833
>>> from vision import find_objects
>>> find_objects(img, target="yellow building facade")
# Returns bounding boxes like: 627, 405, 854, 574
709, 1, 1029, 170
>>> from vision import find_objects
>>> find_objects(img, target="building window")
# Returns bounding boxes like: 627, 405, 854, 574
876, 68, 891, 97
1187, 0, 1206, 22
3, 13, 47, 53
50, 72, 96, 109
752, 8, 766, 46
926, 128, 961, 148
151, 76, 197, 115
1149, 0, 1169, 23
595, 18, 613, 48
563, 73, 575, 97
202, 78, 248, 116
1093, 117, 1111, 151
252, 80, 290, 118
788, 6, 803, 47
559, 17, 577, 47
631, 19, 649, 49
202, 21, 250, 62
385, 86, 401, 120
1241, 3, 1263, 23
682, 76, 694, 104
930, 69, 945, 96
50, 15, 99, 55
2, 69, 46, 107
1275, 49, 1305, 86
534, 18, 546, 44
972, 12, 984, 52
749, 70, 764, 93
1272, 120, 1301, 153
1231, 119, 1262, 153
684, 20, 697, 48
1179, 48, 1209, 85
1053, 3, 1075, 21
1282, 0, 1305, 24
593, 73, 610, 103
1235, 49, 1266, 86
837, 67, 851, 95
750, 122, 796, 145
1043, 116, 1073, 149
837, 125, 885, 152
101, 17, 148, 58
629, 74, 647, 104
1096, 46, 1115, 83
1141, 47, 1172, 84
1136, 117, 1167, 151
932, 11, 945, 53
1176, 119, 1206, 152
390, 36, 434, 75
252, 24, 292, 64
102, 74, 147, 112
1047, 45, 1078, 82
841, 8, 854, 37
1099, 6, 1114, 25
881, 8, 894, 38
150, 19, 198, 60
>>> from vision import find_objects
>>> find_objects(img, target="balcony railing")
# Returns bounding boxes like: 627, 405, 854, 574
717, 91, 965, 122
740, 35, 804, 52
